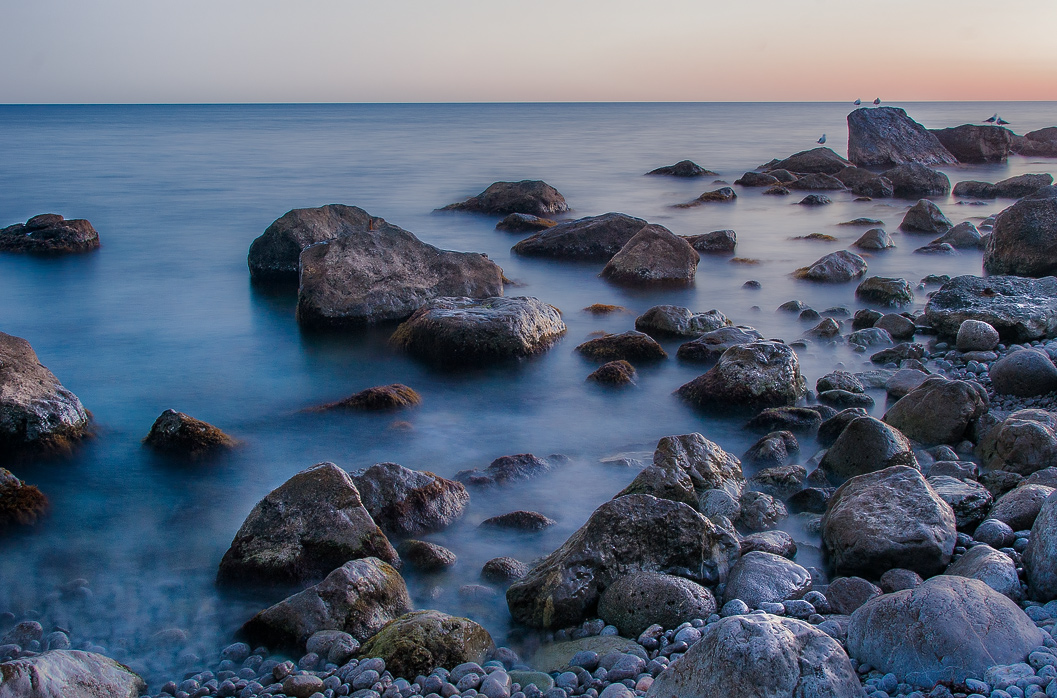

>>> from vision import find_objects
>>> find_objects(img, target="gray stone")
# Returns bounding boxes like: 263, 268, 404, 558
956, 320, 1000, 351
848, 107, 958, 168
1025, 491, 1057, 601
634, 306, 730, 338
648, 160, 715, 177
883, 164, 952, 199
736, 490, 788, 532
512, 213, 648, 262
739, 530, 798, 558
601, 225, 700, 285
575, 331, 667, 363
926, 475, 992, 530
675, 325, 763, 363
899, 200, 952, 234
984, 192, 1057, 277
455, 453, 558, 487
400, 540, 458, 571
988, 483, 1054, 531
676, 341, 806, 410
923, 275, 1057, 342
742, 431, 799, 468
855, 277, 914, 306
441, 181, 568, 216
597, 572, 717, 637
722, 552, 811, 608
816, 371, 864, 394
353, 462, 469, 536
883, 376, 988, 446
819, 416, 916, 484
989, 349, 1057, 397
748, 463, 806, 499
878, 568, 923, 593
853, 228, 894, 250
481, 557, 529, 585
972, 518, 1015, 549
931, 124, 1014, 164
945, 544, 1021, 600
682, 229, 737, 254
793, 250, 868, 283
979, 409, 1057, 476
0, 650, 146, 698
994, 173, 1055, 198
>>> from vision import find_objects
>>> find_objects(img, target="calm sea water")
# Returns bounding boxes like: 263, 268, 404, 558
1, 102, 1055, 682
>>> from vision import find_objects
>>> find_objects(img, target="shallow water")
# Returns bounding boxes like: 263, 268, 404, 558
1, 102, 1055, 682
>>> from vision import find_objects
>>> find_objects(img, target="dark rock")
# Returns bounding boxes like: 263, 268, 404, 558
746, 406, 823, 434
931, 221, 982, 249
930, 124, 1014, 163
797, 194, 832, 206
873, 313, 914, 340
878, 568, 923, 594
635, 306, 729, 338
0, 468, 49, 528
576, 331, 667, 362
882, 376, 988, 446
482, 557, 529, 584
390, 296, 566, 366
142, 409, 236, 458
353, 461, 469, 536
984, 190, 1057, 277
882, 164, 952, 199
682, 229, 736, 254
722, 551, 810, 607
923, 274, 1057, 341
647, 160, 715, 177
217, 462, 399, 587
0, 650, 146, 697
847, 107, 957, 168
839, 217, 885, 227
480, 510, 556, 531
913, 242, 957, 255
870, 342, 924, 365
817, 371, 864, 394
357, 610, 494, 679
994, 173, 1055, 198
848, 327, 894, 348
818, 416, 915, 484
944, 543, 1020, 600
827, 577, 882, 615
926, 475, 992, 530
770, 169, 798, 183
953, 180, 997, 199
853, 228, 894, 250
1025, 491, 1057, 600
512, 213, 648, 261
790, 173, 845, 191
676, 341, 806, 410
241, 557, 411, 650
989, 483, 1054, 531
979, 469, 1025, 499
316, 383, 421, 411
818, 389, 873, 408
885, 369, 929, 399
601, 225, 700, 285
583, 303, 627, 315
441, 181, 568, 216
586, 360, 636, 386
675, 187, 736, 207
765, 147, 852, 175
496, 213, 557, 232
899, 200, 952, 234
855, 276, 914, 306
787, 487, 831, 514
734, 171, 779, 187
676, 326, 764, 363
455, 453, 558, 487
793, 250, 867, 283
989, 348, 1057, 396
763, 185, 791, 196
852, 308, 884, 329
1013, 127, 1057, 157
743, 431, 799, 468
597, 572, 717, 637
739, 530, 798, 558
400, 540, 457, 571
618, 432, 745, 510
0, 214, 100, 255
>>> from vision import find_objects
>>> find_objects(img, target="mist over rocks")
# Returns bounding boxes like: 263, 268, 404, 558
511, 213, 650, 261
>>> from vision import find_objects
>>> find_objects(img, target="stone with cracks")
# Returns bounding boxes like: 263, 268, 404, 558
676, 341, 806, 410
440, 180, 568, 216
0, 650, 146, 698
600, 225, 699, 285
923, 275, 1057, 342
352, 462, 469, 537
847, 107, 957, 168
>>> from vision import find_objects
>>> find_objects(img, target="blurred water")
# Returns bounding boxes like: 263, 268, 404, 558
0, 102, 1054, 681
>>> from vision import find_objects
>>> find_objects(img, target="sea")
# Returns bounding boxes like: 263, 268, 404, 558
1, 102, 1055, 684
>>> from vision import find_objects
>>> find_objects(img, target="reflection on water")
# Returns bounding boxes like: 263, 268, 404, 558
0, 102, 1054, 682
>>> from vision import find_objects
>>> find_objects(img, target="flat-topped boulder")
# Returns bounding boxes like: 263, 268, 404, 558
676, 325, 763, 362
676, 341, 806, 410
217, 462, 398, 587
0, 214, 100, 255
847, 107, 957, 168
646, 160, 715, 177
882, 163, 951, 198
142, 409, 236, 459
390, 296, 566, 366
600, 224, 699, 285
984, 188, 1057, 277
923, 274, 1057, 341
295, 222, 504, 328
764, 147, 851, 175
440, 180, 568, 216
930, 124, 1014, 163
352, 461, 468, 536
793, 250, 868, 283
0, 331, 90, 458
576, 331, 667, 362
682, 229, 736, 254
954, 173, 1054, 200
511, 213, 648, 261
0, 649, 146, 698
635, 306, 730, 338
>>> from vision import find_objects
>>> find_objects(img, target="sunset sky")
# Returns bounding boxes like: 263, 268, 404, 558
4, 0, 1056, 103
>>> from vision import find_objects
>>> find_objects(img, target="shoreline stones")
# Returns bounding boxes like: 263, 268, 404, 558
315, 384, 422, 411
353, 461, 469, 536
855, 276, 913, 306
142, 409, 237, 458
931, 124, 1014, 163
0, 214, 100, 254
600, 225, 700, 285
512, 213, 649, 261
597, 572, 717, 636
676, 341, 806, 410
0, 649, 146, 697
440, 180, 568, 216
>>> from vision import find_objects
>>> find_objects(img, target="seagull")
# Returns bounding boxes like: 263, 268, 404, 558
997, 116, 1010, 125
818, 134, 827, 144
984, 113, 998, 123
873, 98, 881, 105
854, 99, 861, 105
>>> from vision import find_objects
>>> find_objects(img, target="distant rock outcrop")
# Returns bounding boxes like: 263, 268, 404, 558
440, 180, 569, 216
0, 214, 100, 254
847, 107, 958, 168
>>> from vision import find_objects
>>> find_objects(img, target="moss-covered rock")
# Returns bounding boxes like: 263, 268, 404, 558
142, 409, 236, 458
316, 384, 421, 411
0, 468, 49, 529
357, 610, 494, 679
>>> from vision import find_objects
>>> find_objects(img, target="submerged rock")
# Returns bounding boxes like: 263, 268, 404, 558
635, 306, 730, 338
316, 384, 422, 411
0, 468, 49, 529
847, 107, 957, 168
586, 360, 637, 385
676, 325, 763, 363
647, 160, 715, 177
882, 163, 952, 199
984, 188, 1057, 277
390, 296, 566, 366
495, 213, 556, 232
400, 540, 457, 571
576, 331, 667, 362
676, 341, 806, 410
142, 409, 236, 458
480, 510, 555, 531
931, 221, 982, 249
852, 228, 894, 251
0, 214, 100, 255
734, 171, 779, 187
353, 461, 468, 536
923, 274, 1057, 341
682, 229, 736, 254
600, 224, 700, 285
512, 213, 649, 261
358, 610, 494, 679
0, 649, 146, 698
765, 147, 851, 175
834, 167, 894, 198
0, 331, 90, 458
455, 453, 558, 487
440, 180, 568, 216
793, 250, 867, 283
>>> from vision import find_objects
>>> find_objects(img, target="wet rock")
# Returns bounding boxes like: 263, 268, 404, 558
984, 190, 1057, 276
882, 163, 952, 198
358, 610, 494, 679
597, 572, 717, 637
675, 187, 736, 206
953, 180, 998, 198
796, 194, 831, 206
441, 181, 568, 216
926, 475, 992, 530
765, 147, 851, 175
1025, 491, 1057, 600
675, 325, 763, 362
979, 409, 1057, 476
993, 172, 1055, 198
505, 494, 739, 629
682, 229, 736, 254
0, 469, 49, 528
927, 459, 978, 480
240, 557, 411, 650
827, 577, 882, 615
873, 313, 914, 340
944, 543, 1020, 600
870, 342, 925, 365
495, 213, 556, 232
676, 341, 806, 410
481, 510, 556, 531
586, 360, 636, 386
351, 462, 468, 536
822, 465, 956, 578
883, 376, 987, 446
884, 368, 927, 399
390, 296, 566, 366
923, 274, 1057, 341
0, 214, 100, 255
142, 409, 236, 458
576, 331, 667, 362
736, 490, 788, 532
735, 171, 780, 186
634, 306, 729, 338
817, 371, 864, 394
847, 327, 892, 347
647, 160, 715, 177
619, 432, 745, 510
931, 221, 982, 249
740, 530, 798, 558
317, 383, 422, 411
400, 540, 457, 571
847, 576, 1046, 685
645, 614, 863, 698
749, 464, 806, 500
616, 464, 695, 509
879, 568, 923, 593
306, 629, 360, 665
746, 406, 824, 434
989, 348, 1057, 396
296, 221, 504, 328
790, 173, 845, 191
482, 557, 529, 584
956, 319, 999, 351
852, 228, 894, 250
848, 106, 957, 168
899, 199, 952, 234
601, 225, 700, 285
989, 483, 1054, 531
722, 551, 810, 607
835, 167, 894, 198
930, 124, 1014, 163
0, 332, 90, 459
763, 185, 791, 196
512, 213, 648, 262
217, 462, 399, 587
455, 453, 558, 487
742, 431, 799, 468
0, 649, 146, 698
793, 250, 867, 283
818, 416, 915, 484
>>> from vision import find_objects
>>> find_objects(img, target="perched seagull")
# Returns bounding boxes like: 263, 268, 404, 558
984, 113, 998, 123
997, 116, 1010, 125
818, 134, 827, 144
854, 98, 861, 105
873, 98, 881, 105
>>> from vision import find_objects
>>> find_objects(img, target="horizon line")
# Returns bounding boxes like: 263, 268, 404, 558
2, 99, 1057, 107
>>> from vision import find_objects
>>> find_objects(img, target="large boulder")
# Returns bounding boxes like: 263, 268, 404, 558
0, 214, 100, 255
721, 551, 811, 607
576, 331, 667, 362
675, 341, 806, 410
821, 466, 957, 578
240, 557, 411, 650
675, 325, 763, 362
505, 494, 739, 629
1013, 128, 1057, 157
1025, 491, 1057, 600
989, 483, 1054, 531
511, 213, 648, 261
979, 409, 1057, 476
142, 409, 236, 458
0, 650, 146, 698
597, 572, 717, 637
389, 296, 566, 366
217, 462, 399, 587
847, 576, 1046, 686
984, 190, 1057, 277
440, 180, 568, 216
295, 224, 504, 328
944, 543, 1021, 600
882, 164, 951, 198
352, 462, 469, 536
356, 610, 494, 679
600, 225, 699, 285
635, 306, 729, 338
626, 432, 745, 506
847, 107, 957, 168
0, 332, 90, 458
927, 475, 992, 530
923, 275, 1057, 341
930, 124, 1014, 163
764, 147, 851, 175
882, 376, 988, 446
988, 348, 1057, 396
645, 614, 864, 698
818, 416, 915, 484
792, 250, 867, 283
898, 200, 951, 234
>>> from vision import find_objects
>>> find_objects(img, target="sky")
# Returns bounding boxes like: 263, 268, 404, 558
2, 0, 1056, 103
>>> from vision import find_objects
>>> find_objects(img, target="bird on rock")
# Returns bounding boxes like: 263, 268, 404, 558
873, 98, 881, 105
984, 113, 998, 123
854, 98, 861, 105
997, 116, 1010, 125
